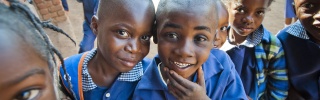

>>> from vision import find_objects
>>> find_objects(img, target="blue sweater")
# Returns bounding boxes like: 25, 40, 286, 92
277, 25, 320, 100
133, 50, 247, 100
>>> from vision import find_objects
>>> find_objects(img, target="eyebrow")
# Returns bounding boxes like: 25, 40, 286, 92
3, 68, 45, 88
163, 22, 182, 29
194, 26, 211, 32
163, 22, 211, 32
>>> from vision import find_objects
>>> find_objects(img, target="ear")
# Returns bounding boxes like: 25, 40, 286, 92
152, 21, 158, 44
91, 15, 99, 35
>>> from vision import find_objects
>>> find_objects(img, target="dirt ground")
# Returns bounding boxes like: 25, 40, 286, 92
67, 0, 285, 58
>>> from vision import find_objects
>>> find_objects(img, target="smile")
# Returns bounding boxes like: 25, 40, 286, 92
174, 61, 191, 68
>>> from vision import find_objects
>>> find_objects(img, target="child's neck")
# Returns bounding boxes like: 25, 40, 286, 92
87, 50, 120, 87
228, 29, 247, 45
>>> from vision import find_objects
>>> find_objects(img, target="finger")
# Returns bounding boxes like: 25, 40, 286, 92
197, 67, 205, 87
169, 70, 196, 89
167, 82, 185, 99
166, 70, 189, 95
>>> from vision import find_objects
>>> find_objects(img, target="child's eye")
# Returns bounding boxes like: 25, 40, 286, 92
167, 32, 178, 39
141, 35, 151, 41
117, 30, 129, 37
236, 7, 245, 13
301, 3, 314, 9
256, 11, 265, 16
13, 89, 40, 100
220, 26, 228, 31
194, 35, 208, 42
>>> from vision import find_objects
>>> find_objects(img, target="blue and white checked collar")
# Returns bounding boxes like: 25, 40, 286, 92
286, 20, 310, 39
223, 25, 263, 50
242, 25, 264, 47
82, 48, 143, 92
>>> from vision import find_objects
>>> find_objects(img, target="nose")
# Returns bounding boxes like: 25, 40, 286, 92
214, 32, 221, 41
174, 39, 194, 58
242, 15, 254, 25
124, 39, 141, 54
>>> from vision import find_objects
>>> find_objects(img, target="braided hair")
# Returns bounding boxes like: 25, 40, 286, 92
1, 0, 76, 99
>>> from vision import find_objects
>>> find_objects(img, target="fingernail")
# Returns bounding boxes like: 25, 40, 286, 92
170, 71, 174, 74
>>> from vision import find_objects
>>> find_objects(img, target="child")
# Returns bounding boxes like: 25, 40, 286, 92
133, 0, 247, 99
213, 0, 228, 49
78, 0, 99, 53
0, 1, 74, 100
222, 0, 289, 99
277, 0, 320, 99
59, 0, 155, 99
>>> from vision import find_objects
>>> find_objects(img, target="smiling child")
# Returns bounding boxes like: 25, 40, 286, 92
133, 0, 247, 99
277, 0, 320, 99
59, 0, 155, 99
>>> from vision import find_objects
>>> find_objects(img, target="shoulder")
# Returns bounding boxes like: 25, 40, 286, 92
141, 58, 152, 71
277, 26, 292, 42
63, 53, 86, 67
205, 49, 235, 79
209, 49, 234, 70
261, 27, 283, 48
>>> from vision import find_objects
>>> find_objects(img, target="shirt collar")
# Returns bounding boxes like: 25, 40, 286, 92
286, 20, 310, 39
222, 25, 264, 50
82, 48, 144, 91
243, 25, 264, 47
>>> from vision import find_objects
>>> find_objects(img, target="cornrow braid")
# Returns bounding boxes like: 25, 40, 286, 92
6, 0, 76, 99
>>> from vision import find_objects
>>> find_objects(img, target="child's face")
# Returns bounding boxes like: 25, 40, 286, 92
228, 0, 269, 36
157, 9, 216, 79
92, 1, 154, 72
214, 4, 229, 49
0, 33, 56, 100
294, 0, 320, 42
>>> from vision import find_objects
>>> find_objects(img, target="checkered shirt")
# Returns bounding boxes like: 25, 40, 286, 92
82, 48, 144, 92
286, 20, 310, 39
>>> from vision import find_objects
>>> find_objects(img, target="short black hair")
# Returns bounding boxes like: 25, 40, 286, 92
0, 0, 76, 98
223, 0, 274, 7
96, 0, 155, 21
154, 0, 219, 43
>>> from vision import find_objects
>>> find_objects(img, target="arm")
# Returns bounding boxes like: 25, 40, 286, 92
267, 46, 289, 100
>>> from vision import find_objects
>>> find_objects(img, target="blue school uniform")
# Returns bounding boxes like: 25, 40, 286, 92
59, 49, 151, 100
133, 49, 247, 100
222, 25, 288, 100
277, 21, 320, 100
79, 0, 99, 53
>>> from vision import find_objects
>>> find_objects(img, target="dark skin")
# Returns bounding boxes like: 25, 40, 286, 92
294, 0, 320, 44
0, 31, 56, 100
89, 0, 154, 87
214, 1, 229, 49
227, 0, 270, 45
156, 2, 217, 99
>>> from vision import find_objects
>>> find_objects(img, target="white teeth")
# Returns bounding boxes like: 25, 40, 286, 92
174, 62, 191, 68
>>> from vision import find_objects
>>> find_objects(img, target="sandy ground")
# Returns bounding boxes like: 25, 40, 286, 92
67, 0, 285, 58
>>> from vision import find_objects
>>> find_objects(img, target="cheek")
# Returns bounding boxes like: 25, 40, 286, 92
195, 48, 211, 64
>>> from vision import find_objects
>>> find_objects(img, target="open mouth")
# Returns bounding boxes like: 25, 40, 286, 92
173, 61, 192, 69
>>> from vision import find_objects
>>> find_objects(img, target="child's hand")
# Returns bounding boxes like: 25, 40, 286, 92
164, 67, 210, 100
